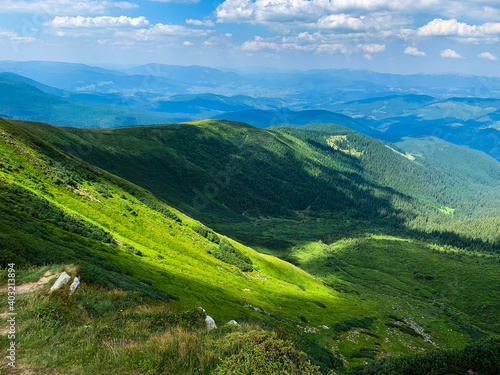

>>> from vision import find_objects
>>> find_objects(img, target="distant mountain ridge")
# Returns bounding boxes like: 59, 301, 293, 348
1, 60, 500, 159
213, 108, 379, 136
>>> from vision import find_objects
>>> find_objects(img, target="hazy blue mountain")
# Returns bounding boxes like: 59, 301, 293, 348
152, 93, 282, 116
0, 75, 182, 127
1, 60, 499, 159
4, 61, 500, 102
120, 63, 242, 86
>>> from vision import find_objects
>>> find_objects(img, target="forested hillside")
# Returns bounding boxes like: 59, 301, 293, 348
15, 119, 500, 251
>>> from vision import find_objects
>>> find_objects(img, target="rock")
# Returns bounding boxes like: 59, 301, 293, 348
206, 315, 217, 331
228, 320, 239, 326
49, 272, 71, 292
69, 277, 80, 295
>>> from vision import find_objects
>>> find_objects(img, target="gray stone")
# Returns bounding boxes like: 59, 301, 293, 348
49, 272, 71, 292
205, 315, 217, 331
227, 320, 239, 326
69, 277, 80, 295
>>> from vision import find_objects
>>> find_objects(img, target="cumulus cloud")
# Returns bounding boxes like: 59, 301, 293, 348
357, 43, 386, 53
45, 15, 213, 41
118, 24, 212, 41
149, 0, 200, 2
404, 45, 426, 56
241, 35, 319, 51
241, 35, 389, 56
479, 51, 497, 60
186, 19, 215, 27
241, 37, 279, 51
415, 18, 500, 43
0, 29, 36, 42
46, 16, 149, 29
216, 0, 440, 24
316, 43, 348, 54
0, 0, 137, 15
440, 48, 463, 58
417, 18, 476, 37
314, 14, 364, 30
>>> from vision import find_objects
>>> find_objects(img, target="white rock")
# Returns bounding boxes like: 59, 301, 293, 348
50, 272, 71, 292
321, 325, 330, 330
228, 320, 239, 326
206, 315, 217, 331
69, 277, 80, 295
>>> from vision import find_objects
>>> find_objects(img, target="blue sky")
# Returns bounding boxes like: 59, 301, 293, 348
0, 0, 500, 75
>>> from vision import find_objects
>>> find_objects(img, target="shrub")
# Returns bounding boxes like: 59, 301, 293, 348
334, 317, 375, 332
208, 239, 254, 272
213, 330, 322, 375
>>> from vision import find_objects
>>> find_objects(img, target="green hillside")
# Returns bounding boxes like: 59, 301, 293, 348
1, 117, 500, 373
15, 119, 500, 249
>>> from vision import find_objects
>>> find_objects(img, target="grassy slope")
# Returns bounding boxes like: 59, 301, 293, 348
2, 118, 500, 370
0, 266, 326, 375
0, 117, 352, 330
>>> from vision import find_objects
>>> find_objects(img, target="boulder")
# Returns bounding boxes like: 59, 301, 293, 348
49, 272, 71, 292
205, 315, 217, 331
228, 320, 239, 326
69, 277, 80, 295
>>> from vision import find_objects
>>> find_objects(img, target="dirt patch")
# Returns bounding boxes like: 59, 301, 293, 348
0, 272, 61, 294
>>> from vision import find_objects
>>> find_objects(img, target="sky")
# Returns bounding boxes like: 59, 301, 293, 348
0, 0, 500, 75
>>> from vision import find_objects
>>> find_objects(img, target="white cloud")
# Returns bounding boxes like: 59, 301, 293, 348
440, 48, 463, 58
363, 53, 373, 60
149, 0, 200, 2
216, 0, 440, 24
183, 40, 194, 46
417, 18, 478, 37
241, 35, 319, 51
241, 36, 280, 51
186, 19, 215, 27
479, 51, 497, 60
0, 0, 137, 15
415, 18, 500, 43
0, 29, 36, 42
314, 14, 364, 30
404, 45, 426, 56
46, 16, 149, 29
45, 15, 213, 41
119, 24, 212, 41
316, 43, 348, 54
357, 43, 386, 53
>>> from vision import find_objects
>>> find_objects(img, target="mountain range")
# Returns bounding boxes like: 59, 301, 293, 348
0, 61, 499, 162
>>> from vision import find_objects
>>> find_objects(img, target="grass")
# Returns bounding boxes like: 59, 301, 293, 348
0, 277, 326, 375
